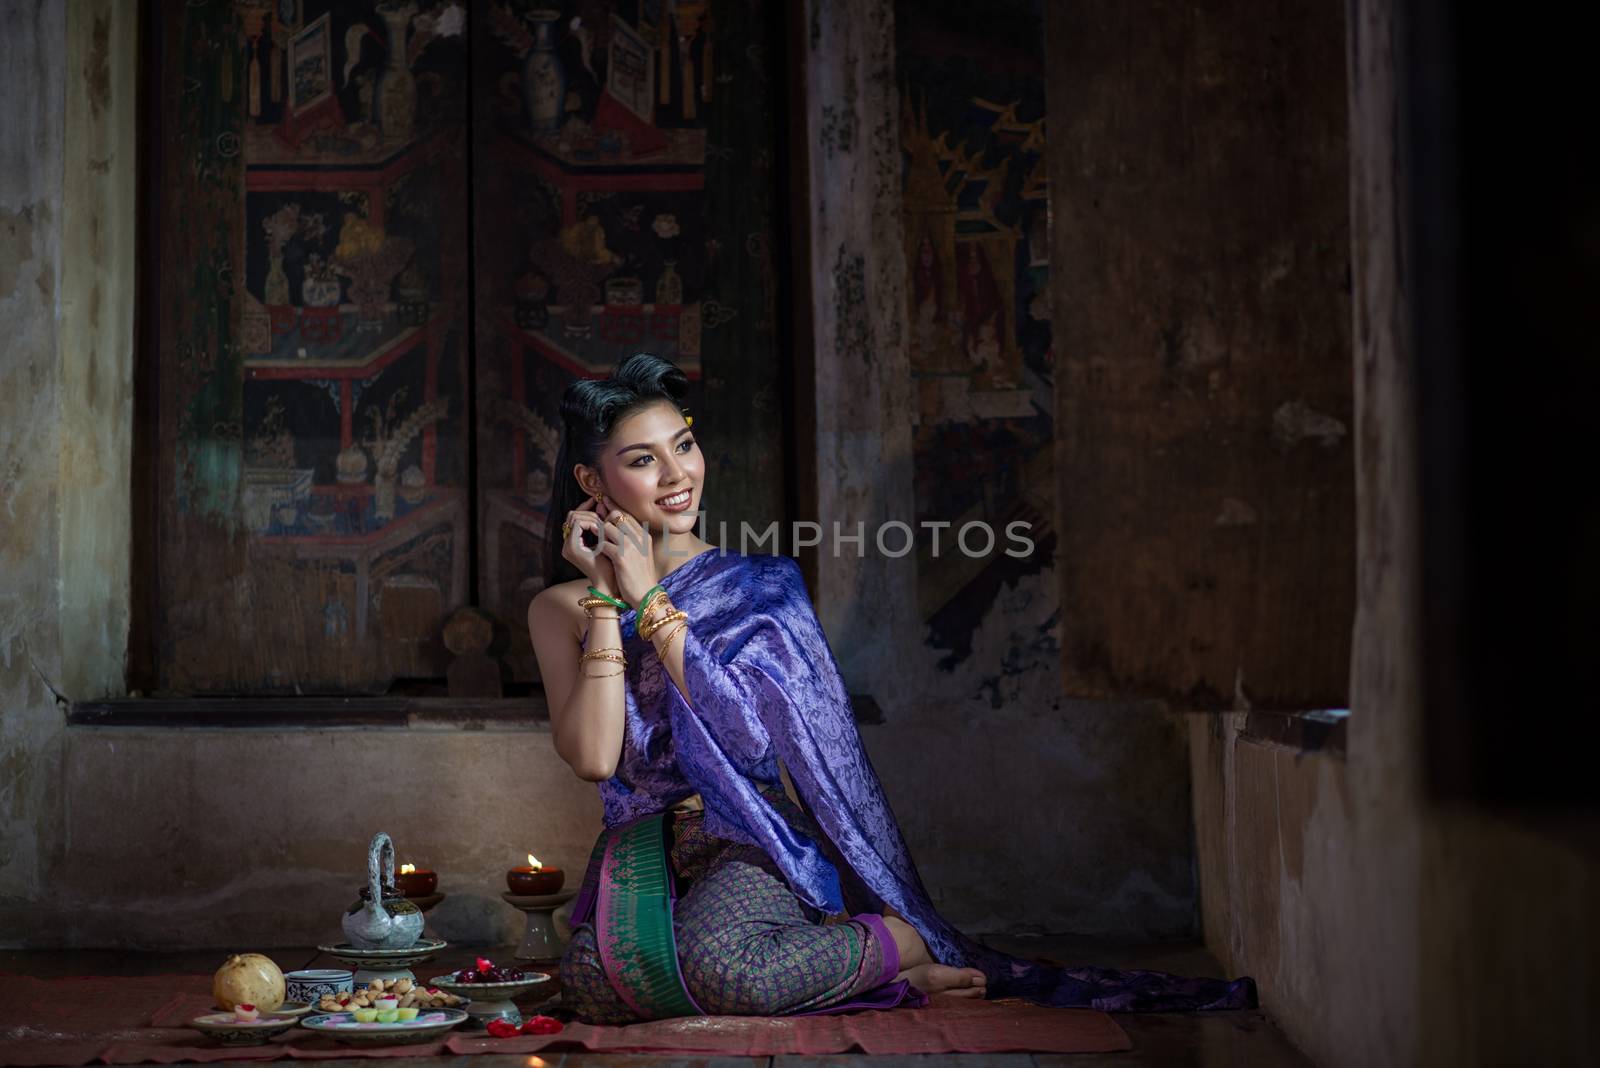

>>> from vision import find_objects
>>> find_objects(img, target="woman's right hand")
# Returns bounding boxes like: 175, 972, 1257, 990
563, 494, 619, 595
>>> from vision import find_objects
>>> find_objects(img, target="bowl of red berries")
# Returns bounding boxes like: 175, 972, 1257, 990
426, 958, 551, 1030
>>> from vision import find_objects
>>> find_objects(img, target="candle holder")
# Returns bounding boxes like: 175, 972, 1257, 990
501, 889, 577, 962
506, 867, 564, 896
395, 868, 438, 897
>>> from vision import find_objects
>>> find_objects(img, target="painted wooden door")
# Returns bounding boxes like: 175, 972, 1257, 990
146, 1, 783, 694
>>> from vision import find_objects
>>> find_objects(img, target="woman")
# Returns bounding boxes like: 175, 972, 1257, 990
529, 353, 1256, 1022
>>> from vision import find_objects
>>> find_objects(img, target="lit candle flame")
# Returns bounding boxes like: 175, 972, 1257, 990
527, 853, 542, 870
400, 863, 416, 875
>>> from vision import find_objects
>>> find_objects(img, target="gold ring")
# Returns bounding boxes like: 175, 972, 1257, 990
562, 521, 572, 539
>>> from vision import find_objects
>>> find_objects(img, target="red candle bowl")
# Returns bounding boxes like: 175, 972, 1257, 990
395, 867, 437, 897
507, 866, 564, 895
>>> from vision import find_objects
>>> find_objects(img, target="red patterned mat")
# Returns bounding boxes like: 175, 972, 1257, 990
0, 973, 1130, 1063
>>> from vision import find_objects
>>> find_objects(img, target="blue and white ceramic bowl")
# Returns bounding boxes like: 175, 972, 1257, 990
285, 968, 354, 1005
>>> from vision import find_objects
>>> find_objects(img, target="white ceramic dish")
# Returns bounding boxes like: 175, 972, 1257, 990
299, 1007, 468, 1046
316, 938, 447, 965
188, 1009, 302, 1045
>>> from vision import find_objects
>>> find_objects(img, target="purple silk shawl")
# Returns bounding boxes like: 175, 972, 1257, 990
592, 546, 1257, 1013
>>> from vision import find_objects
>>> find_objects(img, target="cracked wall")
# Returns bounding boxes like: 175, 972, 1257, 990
805, 0, 1197, 944
1, 0, 70, 932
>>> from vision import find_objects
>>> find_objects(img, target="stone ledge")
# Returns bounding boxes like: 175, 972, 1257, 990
1238, 707, 1348, 758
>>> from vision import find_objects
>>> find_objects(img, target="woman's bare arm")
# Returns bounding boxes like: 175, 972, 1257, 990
528, 588, 627, 781
651, 613, 690, 709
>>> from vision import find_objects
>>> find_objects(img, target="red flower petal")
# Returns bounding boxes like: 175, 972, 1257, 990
486, 1018, 520, 1038
521, 1015, 563, 1034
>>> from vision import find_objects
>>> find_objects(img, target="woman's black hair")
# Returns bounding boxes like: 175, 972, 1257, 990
543, 352, 691, 588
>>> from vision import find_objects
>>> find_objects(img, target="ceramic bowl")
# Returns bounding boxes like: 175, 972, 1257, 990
189, 1009, 301, 1045
285, 969, 354, 1005
300, 1007, 468, 1046
425, 972, 552, 1028
426, 971, 550, 997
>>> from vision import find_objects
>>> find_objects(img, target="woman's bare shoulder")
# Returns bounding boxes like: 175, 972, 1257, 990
529, 577, 590, 637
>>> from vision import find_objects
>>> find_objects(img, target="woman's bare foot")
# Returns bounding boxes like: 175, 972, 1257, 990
899, 962, 988, 998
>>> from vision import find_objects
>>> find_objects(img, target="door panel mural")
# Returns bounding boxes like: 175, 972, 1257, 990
149, 0, 780, 693
154, 0, 470, 693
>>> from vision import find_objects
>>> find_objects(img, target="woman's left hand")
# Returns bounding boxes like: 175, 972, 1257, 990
596, 503, 659, 608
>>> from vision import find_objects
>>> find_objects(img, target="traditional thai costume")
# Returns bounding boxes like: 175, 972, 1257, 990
559, 548, 1256, 1021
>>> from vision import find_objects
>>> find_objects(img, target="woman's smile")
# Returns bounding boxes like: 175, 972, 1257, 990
656, 488, 694, 512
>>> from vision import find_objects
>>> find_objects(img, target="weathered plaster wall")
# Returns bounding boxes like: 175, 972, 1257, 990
803, 0, 1198, 944
1189, 0, 1600, 1064
55, 729, 600, 948
3, 0, 1198, 949
1, 0, 71, 939
58, 0, 135, 699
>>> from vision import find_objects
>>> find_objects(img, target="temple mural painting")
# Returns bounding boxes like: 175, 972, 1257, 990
149, 1, 779, 692
897, 0, 1054, 665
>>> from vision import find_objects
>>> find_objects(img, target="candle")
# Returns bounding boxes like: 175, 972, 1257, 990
395, 862, 437, 897
506, 852, 565, 895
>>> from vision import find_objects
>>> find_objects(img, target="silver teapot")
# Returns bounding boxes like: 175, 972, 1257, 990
341, 831, 424, 949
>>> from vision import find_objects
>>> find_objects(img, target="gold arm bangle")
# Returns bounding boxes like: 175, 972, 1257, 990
581, 663, 625, 678
639, 607, 686, 641
652, 618, 688, 653
578, 595, 624, 619
580, 647, 626, 665
636, 597, 681, 639
636, 596, 678, 636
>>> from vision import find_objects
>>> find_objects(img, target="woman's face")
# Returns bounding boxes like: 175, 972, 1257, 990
579, 401, 704, 536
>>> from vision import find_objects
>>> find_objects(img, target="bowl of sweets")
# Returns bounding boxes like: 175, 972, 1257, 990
426, 957, 552, 1029
312, 977, 466, 1016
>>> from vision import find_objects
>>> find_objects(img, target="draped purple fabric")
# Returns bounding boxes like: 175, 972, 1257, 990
591, 546, 1257, 1013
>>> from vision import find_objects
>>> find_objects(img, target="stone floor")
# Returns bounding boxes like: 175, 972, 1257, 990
0, 935, 1316, 1066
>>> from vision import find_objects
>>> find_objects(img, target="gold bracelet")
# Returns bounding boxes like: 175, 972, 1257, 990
635, 600, 662, 635
581, 663, 624, 678
638, 587, 670, 617
652, 618, 688, 653
636, 595, 678, 636
580, 647, 626, 665
578, 596, 623, 619
639, 607, 686, 641
636, 588, 681, 639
